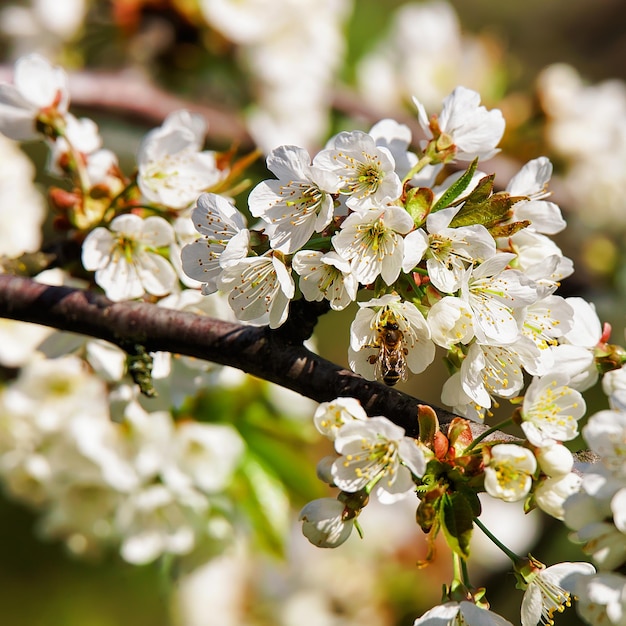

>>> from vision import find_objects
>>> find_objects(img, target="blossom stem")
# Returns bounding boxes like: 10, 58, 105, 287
354, 519, 364, 539
109, 179, 138, 209
464, 418, 514, 452
55, 124, 91, 197
452, 552, 472, 587
473, 517, 522, 564
402, 155, 433, 185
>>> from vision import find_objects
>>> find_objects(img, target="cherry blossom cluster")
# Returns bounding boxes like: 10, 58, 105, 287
537, 63, 626, 231
562, 366, 626, 625
0, 53, 282, 567
179, 72, 608, 430
299, 393, 601, 625
198, 0, 353, 151
1, 51, 625, 626
0, 352, 244, 564
357, 1, 503, 114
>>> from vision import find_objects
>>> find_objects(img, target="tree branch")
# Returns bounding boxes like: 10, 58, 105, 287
0, 273, 499, 440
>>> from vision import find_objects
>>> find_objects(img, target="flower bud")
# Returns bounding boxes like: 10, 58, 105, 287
536, 443, 574, 477
299, 498, 355, 548
534, 473, 582, 520
315, 455, 336, 485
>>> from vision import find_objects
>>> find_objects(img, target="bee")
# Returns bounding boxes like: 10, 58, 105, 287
367, 314, 408, 386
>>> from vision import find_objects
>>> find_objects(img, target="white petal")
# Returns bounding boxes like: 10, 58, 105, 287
81, 228, 114, 271
136, 252, 177, 296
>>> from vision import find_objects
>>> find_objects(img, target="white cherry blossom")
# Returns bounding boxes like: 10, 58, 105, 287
217, 254, 294, 328
442, 339, 542, 421
248, 145, 340, 253
0, 53, 69, 140
174, 422, 244, 494
331, 415, 426, 503
517, 295, 574, 370
181, 193, 249, 295
426, 295, 475, 349
460, 252, 537, 344
520, 561, 596, 626
562, 297, 604, 349
400, 227, 429, 275
292, 249, 357, 310
521, 374, 586, 447
534, 473, 582, 520
536, 443, 574, 478
576, 572, 626, 626
421, 205, 496, 293
47, 112, 102, 175
0, 354, 108, 434
563, 466, 623, 533
414, 601, 514, 625
602, 365, 626, 411
506, 157, 566, 235
583, 410, 626, 479
575, 520, 626, 571
508, 230, 574, 288
137, 110, 225, 209
38, 478, 122, 556
314, 130, 402, 209
484, 444, 536, 503
313, 397, 368, 441
299, 497, 356, 548
357, 1, 503, 116
81, 213, 177, 301
115, 483, 207, 565
542, 297, 604, 392
367, 118, 419, 181
413, 86, 505, 162
348, 294, 435, 382
0, 134, 46, 259
331, 206, 414, 285
611, 488, 626, 534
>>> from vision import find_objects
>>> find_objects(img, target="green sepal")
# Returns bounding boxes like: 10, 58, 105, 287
417, 404, 440, 448
440, 492, 475, 559
430, 158, 478, 214
405, 186, 434, 226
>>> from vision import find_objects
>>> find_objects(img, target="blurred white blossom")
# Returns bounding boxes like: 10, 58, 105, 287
357, 1, 503, 114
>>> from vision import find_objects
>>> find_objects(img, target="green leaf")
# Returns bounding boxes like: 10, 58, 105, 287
449, 171, 526, 230
237, 422, 324, 503
236, 453, 291, 557
405, 186, 433, 226
455, 484, 482, 518
440, 492, 475, 559
431, 158, 478, 213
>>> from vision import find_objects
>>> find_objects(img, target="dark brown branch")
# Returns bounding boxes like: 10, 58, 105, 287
0, 273, 496, 440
